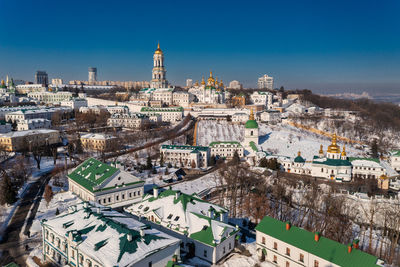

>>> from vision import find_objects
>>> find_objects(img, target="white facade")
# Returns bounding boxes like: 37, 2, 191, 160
232, 113, 249, 123
28, 91, 73, 103
5, 107, 72, 123
41, 202, 180, 267
16, 118, 51, 131
172, 91, 193, 107
68, 158, 144, 208
140, 107, 183, 123
16, 84, 47, 94
258, 74, 274, 90
228, 80, 243, 90
60, 98, 88, 110
152, 89, 173, 105
210, 141, 244, 159
251, 91, 273, 108
150, 43, 169, 89
107, 112, 149, 129
125, 188, 238, 264
260, 110, 281, 124
160, 145, 210, 168
389, 151, 400, 172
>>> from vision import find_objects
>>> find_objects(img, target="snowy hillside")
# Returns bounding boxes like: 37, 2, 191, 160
258, 124, 365, 160
196, 120, 243, 146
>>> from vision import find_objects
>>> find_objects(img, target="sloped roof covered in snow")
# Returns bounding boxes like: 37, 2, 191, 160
125, 189, 238, 247
41, 202, 180, 266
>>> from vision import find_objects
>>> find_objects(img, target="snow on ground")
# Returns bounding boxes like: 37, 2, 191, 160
30, 191, 79, 238
218, 242, 274, 267
258, 123, 364, 160
197, 120, 243, 146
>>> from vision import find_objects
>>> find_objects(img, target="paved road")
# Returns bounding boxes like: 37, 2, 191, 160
0, 173, 51, 266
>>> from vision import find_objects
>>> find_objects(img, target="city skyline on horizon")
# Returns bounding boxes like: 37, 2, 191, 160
0, 0, 399, 94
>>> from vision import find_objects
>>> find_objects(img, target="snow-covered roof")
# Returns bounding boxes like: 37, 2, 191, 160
80, 133, 117, 140
42, 202, 180, 266
125, 188, 238, 246
0, 129, 58, 138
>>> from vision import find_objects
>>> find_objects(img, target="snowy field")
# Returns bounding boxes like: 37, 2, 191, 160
196, 121, 243, 146
258, 123, 364, 159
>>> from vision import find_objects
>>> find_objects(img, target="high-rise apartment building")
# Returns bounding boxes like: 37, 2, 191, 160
229, 80, 243, 89
88, 67, 97, 83
258, 74, 274, 90
35, 71, 48, 86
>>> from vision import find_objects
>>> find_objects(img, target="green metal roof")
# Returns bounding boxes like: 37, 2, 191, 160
209, 141, 242, 147
256, 216, 381, 267
348, 157, 380, 163
312, 158, 352, 166
250, 141, 258, 152
67, 158, 119, 192
141, 107, 183, 112
245, 119, 258, 129
161, 144, 209, 152
4, 263, 20, 267
390, 150, 400, 157
294, 155, 305, 163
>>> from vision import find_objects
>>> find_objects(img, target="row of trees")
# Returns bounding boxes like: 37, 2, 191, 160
212, 162, 400, 265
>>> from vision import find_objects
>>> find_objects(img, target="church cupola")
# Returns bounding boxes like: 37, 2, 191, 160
327, 133, 341, 159
341, 144, 347, 160
319, 144, 324, 158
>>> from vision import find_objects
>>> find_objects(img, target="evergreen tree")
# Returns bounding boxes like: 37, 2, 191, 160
167, 162, 172, 168
0, 175, 16, 205
159, 153, 164, 167
44, 185, 53, 206
146, 155, 153, 170
371, 139, 379, 158
230, 150, 241, 165
210, 155, 216, 166
259, 157, 268, 168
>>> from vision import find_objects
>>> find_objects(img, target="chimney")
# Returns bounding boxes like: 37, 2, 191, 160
348, 244, 352, 253
353, 239, 359, 249
208, 206, 214, 218
285, 222, 291, 231
172, 255, 177, 263
83, 202, 88, 208
97, 207, 101, 214
314, 232, 320, 242
153, 187, 159, 198
140, 229, 145, 239
127, 233, 132, 242
220, 213, 224, 222
175, 190, 181, 199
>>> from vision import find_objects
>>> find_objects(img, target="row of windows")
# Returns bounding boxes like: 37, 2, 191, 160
97, 190, 141, 204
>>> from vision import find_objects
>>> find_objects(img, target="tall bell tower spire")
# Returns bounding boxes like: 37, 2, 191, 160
150, 42, 168, 88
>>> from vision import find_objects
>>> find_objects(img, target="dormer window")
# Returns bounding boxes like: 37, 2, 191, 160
174, 216, 180, 221
167, 214, 173, 219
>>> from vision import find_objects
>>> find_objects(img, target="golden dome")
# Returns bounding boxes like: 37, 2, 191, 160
207, 71, 215, 85
341, 144, 347, 156
327, 133, 340, 153
154, 42, 163, 54
219, 79, 224, 87
194, 80, 199, 86
249, 108, 255, 120
201, 76, 205, 85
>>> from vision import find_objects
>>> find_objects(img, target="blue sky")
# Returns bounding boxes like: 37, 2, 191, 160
0, 0, 399, 93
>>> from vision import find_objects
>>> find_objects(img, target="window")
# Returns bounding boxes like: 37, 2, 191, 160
122, 194, 125, 199
116, 195, 119, 201
174, 216, 180, 221
299, 253, 304, 262
286, 247, 290, 256
71, 250, 75, 259
148, 262, 152, 267
103, 199, 106, 204
286, 261, 290, 267
204, 250, 207, 258
262, 236, 266, 245
108, 197, 111, 202
273, 242, 277, 250
273, 255, 277, 263
229, 243, 232, 250
167, 214, 173, 219
314, 260, 319, 267
223, 246, 226, 254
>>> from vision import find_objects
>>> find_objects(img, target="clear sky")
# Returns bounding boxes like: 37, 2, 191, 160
0, 0, 399, 94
